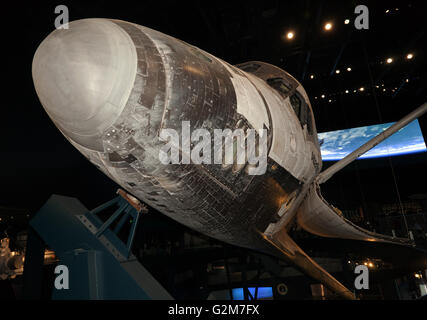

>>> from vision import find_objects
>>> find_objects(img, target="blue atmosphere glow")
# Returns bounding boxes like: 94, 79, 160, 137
318, 119, 427, 161
232, 287, 273, 300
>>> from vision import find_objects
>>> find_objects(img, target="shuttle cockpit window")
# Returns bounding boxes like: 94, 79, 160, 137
290, 94, 301, 117
238, 63, 261, 73
266, 78, 291, 98
290, 93, 314, 136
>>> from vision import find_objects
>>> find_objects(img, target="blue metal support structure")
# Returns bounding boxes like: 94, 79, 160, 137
28, 189, 173, 300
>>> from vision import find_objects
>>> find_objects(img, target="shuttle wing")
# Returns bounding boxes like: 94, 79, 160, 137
300, 102, 427, 244
297, 184, 412, 245
262, 103, 426, 299
260, 230, 356, 300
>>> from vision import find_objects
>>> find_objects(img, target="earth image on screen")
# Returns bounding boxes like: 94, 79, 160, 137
318, 119, 427, 161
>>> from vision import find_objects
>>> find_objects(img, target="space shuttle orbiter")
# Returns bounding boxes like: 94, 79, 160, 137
32, 18, 427, 300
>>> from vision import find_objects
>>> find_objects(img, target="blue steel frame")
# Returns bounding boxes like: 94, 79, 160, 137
90, 194, 143, 259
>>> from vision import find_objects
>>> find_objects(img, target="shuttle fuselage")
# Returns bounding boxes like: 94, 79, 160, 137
33, 19, 320, 255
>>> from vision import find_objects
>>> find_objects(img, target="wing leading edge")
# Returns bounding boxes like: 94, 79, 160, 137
259, 230, 356, 300
297, 184, 413, 245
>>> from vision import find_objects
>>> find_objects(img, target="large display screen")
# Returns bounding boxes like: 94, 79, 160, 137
318, 119, 427, 161
232, 287, 273, 300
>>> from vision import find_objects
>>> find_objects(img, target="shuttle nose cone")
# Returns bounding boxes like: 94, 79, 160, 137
32, 19, 137, 150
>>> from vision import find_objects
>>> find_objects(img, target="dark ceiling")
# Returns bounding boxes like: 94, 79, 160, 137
2, 0, 426, 216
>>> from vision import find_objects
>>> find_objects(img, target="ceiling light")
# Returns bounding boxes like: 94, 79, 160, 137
310, 74, 315, 79
359, 87, 365, 92
328, 99, 332, 102
385, 9, 390, 13
335, 69, 340, 74
386, 57, 393, 64
345, 90, 349, 93
344, 19, 350, 24
406, 78, 409, 83
324, 22, 333, 31
406, 53, 414, 60
321, 94, 325, 98
286, 31, 294, 40
347, 67, 352, 72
